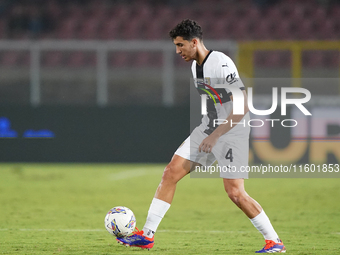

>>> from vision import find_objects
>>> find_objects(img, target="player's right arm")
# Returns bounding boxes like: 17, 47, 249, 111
198, 90, 249, 153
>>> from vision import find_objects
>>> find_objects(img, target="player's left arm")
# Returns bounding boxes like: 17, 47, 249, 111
198, 89, 249, 153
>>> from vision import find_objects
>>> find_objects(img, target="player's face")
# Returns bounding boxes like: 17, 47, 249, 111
173, 36, 197, 62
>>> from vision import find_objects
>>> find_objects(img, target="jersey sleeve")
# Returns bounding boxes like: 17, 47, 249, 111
191, 61, 196, 78
215, 58, 245, 91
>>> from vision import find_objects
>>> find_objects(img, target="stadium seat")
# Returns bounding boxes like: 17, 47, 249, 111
195, 0, 214, 9
264, 51, 282, 67
296, 19, 315, 40
157, 6, 177, 35
57, 16, 79, 39
67, 52, 87, 67
67, 52, 96, 68
254, 51, 266, 67
330, 5, 340, 22
254, 51, 290, 68
0, 51, 30, 67
66, 3, 84, 19
244, 6, 262, 21
1, 52, 20, 66
19, 52, 30, 67
112, 4, 133, 22
312, 6, 327, 23
193, 17, 210, 37
43, 52, 64, 67
133, 4, 153, 22
274, 20, 295, 40
324, 51, 340, 68
99, 17, 121, 40
109, 52, 131, 67
120, 18, 144, 40
144, 52, 163, 67
78, 16, 100, 39
287, 4, 306, 22
208, 19, 229, 39
87, 1, 110, 19
281, 51, 291, 67
303, 51, 325, 67
46, 0, 62, 19
0, 19, 6, 39
175, 7, 195, 22
132, 52, 151, 67
4, 0, 339, 42
317, 19, 338, 40
155, 5, 174, 23
231, 19, 253, 40
145, 21, 164, 40
253, 19, 273, 40
265, 7, 283, 23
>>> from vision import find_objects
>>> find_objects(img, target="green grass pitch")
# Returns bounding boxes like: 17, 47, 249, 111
1, 163, 340, 254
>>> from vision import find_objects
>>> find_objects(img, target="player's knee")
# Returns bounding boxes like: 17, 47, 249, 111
225, 187, 245, 206
161, 163, 182, 184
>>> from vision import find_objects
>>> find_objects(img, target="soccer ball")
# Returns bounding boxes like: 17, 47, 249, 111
104, 206, 136, 237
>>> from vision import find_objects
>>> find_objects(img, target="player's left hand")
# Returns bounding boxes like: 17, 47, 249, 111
199, 133, 219, 153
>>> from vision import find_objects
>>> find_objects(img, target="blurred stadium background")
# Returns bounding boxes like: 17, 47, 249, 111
0, 0, 339, 165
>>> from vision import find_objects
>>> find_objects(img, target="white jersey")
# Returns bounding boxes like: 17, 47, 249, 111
191, 50, 250, 138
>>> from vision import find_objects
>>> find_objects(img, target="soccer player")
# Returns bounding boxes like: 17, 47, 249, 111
117, 19, 286, 253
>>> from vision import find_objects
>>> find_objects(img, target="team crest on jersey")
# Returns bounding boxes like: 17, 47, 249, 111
195, 77, 224, 105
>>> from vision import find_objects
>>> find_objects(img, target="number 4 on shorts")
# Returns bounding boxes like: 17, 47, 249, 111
225, 148, 233, 162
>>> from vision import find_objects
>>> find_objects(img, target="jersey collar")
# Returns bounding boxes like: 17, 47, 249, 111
197, 50, 213, 67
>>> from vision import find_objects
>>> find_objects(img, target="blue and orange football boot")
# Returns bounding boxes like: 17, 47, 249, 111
255, 239, 286, 253
116, 228, 154, 250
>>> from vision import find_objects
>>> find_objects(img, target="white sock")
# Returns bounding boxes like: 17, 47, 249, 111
250, 210, 280, 242
143, 198, 171, 238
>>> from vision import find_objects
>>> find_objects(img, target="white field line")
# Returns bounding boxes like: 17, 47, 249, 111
158, 230, 250, 234
0, 229, 249, 233
1, 229, 338, 234
0, 228, 104, 232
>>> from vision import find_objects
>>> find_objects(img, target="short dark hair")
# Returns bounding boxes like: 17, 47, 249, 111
169, 19, 203, 41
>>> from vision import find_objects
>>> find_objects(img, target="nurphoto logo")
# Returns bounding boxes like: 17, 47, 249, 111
200, 84, 312, 128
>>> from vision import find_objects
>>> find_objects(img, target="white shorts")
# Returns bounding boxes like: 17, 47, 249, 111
175, 126, 249, 179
